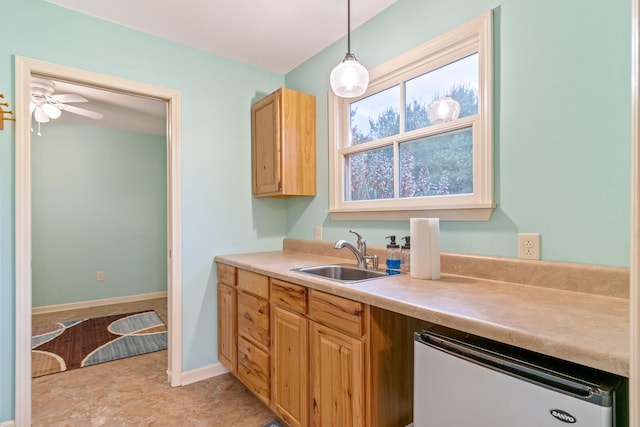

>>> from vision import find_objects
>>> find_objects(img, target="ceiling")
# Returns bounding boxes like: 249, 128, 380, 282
45, 0, 399, 74
31, 77, 167, 136
36, 0, 399, 135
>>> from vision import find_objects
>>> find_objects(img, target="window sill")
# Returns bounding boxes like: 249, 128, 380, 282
328, 204, 495, 221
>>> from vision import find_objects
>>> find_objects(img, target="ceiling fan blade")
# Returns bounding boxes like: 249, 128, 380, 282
51, 94, 88, 103
61, 104, 104, 120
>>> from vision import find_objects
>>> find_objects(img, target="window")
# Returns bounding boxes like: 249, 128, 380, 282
329, 11, 494, 221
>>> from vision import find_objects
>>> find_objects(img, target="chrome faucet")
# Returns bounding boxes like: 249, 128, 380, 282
334, 229, 379, 270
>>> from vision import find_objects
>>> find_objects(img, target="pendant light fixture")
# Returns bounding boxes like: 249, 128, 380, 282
330, 0, 369, 98
427, 97, 461, 124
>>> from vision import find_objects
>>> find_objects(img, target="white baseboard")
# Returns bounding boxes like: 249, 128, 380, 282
32, 291, 168, 315
0, 420, 15, 427
181, 362, 229, 386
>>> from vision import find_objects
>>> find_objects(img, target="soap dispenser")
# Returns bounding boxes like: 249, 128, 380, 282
385, 235, 401, 274
400, 236, 410, 273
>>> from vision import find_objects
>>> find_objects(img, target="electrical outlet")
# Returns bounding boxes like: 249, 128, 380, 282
315, 226, 323, 241
96, 271, 105, 282
518, 233, 540, 260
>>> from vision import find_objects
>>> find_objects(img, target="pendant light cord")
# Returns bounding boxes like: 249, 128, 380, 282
330, 0, 369, 98
347, 0, 351, 54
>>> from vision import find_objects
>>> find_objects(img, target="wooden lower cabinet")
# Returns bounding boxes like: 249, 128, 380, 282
309, 321, 365, 427
238, 336, 271, 406
272, 306, 308, 427
216, 265, 417, 427
237, 291, 270, 348
235, 268, 271, 407
217, 283, 236, 373
369, 306, 431, 427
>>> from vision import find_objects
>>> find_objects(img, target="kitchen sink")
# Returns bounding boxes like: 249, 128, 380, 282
293, 264, 394, 283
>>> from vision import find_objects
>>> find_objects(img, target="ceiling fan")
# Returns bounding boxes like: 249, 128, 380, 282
30, 77, 104, 133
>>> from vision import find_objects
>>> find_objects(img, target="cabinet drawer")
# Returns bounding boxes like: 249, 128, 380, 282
271, 278, 307, 314
216, 263, 236, 286
309, 290, 364, 337
238, 269, 269, 299
238, 292, 270, 348
238, 336, 270, 406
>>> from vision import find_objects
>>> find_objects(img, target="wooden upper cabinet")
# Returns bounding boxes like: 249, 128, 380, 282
252, 87, 316, 197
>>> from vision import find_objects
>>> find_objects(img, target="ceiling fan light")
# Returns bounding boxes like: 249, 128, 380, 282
34, 106, 50, 123
29, 101, 36, 114
41, 103, 61, 119
330, 53, 369, 98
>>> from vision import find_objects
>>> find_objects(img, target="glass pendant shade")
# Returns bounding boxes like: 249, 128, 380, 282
330, 0, 369, 98
427, 97, 461, 124
41, 103, 62, 119
330, 53, 369, 98
33, 106, 50, 123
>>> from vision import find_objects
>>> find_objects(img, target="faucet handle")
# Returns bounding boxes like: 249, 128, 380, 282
349, 229, 366, 255
349, 229, 364, 243
367, 254, 379, 270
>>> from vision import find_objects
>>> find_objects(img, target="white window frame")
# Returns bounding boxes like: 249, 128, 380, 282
328, 11, 494, 221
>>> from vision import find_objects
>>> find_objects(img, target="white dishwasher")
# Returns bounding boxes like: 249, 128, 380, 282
413, 326, 627, 427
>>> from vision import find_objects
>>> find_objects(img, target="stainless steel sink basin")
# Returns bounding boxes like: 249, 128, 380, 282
293, 264, 392, 283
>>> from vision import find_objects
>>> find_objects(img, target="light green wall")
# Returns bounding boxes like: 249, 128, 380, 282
0, 0, 632, 423
31, 123, 167, 307
0, 0, 284, 420
285, 0, 631, 268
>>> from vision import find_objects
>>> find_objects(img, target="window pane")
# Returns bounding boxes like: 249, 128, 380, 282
405, 53, 479, 132
347, 147, 394, 200
399, 128, 473, 197
350, 86, 400, 145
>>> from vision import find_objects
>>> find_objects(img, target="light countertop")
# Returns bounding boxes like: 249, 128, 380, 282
214, 247, 629, 377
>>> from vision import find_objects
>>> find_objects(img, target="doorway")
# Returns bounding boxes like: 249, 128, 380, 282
14, 56, 183, 426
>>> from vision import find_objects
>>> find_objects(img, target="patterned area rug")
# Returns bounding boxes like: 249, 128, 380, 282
32, 310, 167, 378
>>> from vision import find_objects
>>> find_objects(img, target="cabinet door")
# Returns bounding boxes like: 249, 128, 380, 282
309, 322, 365, 427
272, 306, 308, 427
252, 91, 281, 195
217, 282, 236, 373
279, 88, 316, 196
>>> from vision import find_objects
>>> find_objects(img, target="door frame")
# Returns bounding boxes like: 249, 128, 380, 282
631, 0, 639, 425
14, 56, 183, 426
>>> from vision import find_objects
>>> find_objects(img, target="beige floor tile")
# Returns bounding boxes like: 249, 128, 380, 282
32, 298, 277, 426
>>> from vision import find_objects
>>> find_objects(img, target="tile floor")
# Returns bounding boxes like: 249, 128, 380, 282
32, 298, 277, 426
